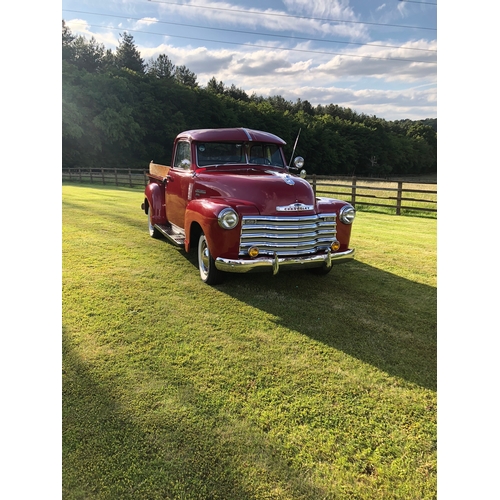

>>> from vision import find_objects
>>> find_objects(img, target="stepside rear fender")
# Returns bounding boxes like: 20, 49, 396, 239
144, 181, 167, 226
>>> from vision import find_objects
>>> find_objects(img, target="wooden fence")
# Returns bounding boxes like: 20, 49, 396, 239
62, 168, 437, 216
62, 168, 148, 188
309, 175, 437, 216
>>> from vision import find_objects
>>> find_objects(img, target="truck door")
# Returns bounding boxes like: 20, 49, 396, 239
166, 140, 193, 229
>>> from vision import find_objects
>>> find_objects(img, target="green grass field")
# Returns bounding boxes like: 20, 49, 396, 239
62, 184, 437, 500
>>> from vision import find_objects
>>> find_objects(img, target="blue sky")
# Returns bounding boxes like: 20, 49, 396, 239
62, 0, 437, 121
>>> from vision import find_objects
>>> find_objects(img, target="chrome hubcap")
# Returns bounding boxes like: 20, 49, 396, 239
199, 236, 210, 278
202, 245, 210, 272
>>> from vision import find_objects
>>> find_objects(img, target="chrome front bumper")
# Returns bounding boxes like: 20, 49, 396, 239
215, 248, 355, 275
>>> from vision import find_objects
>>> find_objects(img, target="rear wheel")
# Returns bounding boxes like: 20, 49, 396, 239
198, 233, 223, 285
148, 209, 161, 239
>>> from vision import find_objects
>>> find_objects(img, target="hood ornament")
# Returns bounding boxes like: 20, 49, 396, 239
266, 170, 295, 185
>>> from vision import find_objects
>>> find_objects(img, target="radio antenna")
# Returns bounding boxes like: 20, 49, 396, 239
289, 128, 301, 166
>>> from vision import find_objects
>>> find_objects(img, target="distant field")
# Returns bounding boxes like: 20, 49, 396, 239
63, 184, 436, 500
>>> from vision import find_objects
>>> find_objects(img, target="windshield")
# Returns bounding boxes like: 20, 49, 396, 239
197, 143, 245, 166
248, 144, 284, 167
196, 142, 285, 167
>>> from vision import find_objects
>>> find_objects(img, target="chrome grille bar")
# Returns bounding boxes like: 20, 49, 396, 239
239, 213, 337, 256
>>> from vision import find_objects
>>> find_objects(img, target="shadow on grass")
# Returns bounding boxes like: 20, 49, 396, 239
62, 331, 329, 500
185, 255, 437, 392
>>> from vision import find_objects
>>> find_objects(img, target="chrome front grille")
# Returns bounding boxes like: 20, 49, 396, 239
239, 213, 337, 256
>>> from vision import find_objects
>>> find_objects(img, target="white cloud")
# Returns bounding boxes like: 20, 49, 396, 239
157, 0, 368, 39
66, 18, 119, 48
315, 39, 437, 81
135, 17, 158, 28
66, 18, 92, 35
141, 43, 235, 74
397, 1, 409, 17
282, 0, 357, 22
244, 85, 436, 120
228, 49, 308, 76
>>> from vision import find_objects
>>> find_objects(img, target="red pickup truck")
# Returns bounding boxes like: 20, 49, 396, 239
142, 128, 355, 284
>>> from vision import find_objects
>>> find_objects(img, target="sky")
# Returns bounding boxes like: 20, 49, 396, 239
61, 0, 437, 121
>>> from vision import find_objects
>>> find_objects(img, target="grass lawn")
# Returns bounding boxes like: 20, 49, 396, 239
62, 184, 437, 500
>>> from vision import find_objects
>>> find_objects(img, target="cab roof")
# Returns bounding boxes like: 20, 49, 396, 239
176, 128, 286, 145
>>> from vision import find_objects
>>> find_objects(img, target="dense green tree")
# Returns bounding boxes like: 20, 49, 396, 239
147, 54, 175, 79
175, 65, 198, 88
72, 35, 105, 73
115, 32, 144, 73
293, 98, 314, 115
406, 123, 436, 145
101, 48, 116, 71
267, 95, 293, 113
206, 77, 225, 95
206, 79, 249, 101
62, 20, 75, 61
226, 84, 249, 102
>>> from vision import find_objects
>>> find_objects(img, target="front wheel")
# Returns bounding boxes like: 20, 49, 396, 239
198, 233, 223, 285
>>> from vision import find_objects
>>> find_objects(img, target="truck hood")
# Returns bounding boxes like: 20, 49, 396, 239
194, 168, 316, 215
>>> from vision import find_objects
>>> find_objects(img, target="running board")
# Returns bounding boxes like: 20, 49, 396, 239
154, 224, 185, 246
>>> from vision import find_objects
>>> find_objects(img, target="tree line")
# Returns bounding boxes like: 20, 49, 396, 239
62, 21, 437, 177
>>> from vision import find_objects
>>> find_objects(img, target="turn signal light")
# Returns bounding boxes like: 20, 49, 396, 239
330, 240, 341, 252
248, 246, 260, 258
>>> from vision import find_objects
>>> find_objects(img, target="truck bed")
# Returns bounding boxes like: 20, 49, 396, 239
149, 162, 171, 178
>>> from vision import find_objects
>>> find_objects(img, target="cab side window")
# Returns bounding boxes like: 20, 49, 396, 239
173, 141, 191, 170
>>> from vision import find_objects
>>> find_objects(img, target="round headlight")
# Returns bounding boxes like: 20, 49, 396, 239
339, 205, 356, 224
218, 207, 239, 229
293, 156, 305, 169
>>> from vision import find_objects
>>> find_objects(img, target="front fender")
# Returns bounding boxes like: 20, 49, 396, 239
184, 199, 245, 257
316, 197, 353, 251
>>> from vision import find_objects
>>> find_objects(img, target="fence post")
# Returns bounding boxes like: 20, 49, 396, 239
90, 170, 93, 184
101, 168, 105, 185
312, 174, 317, 197
351, 177, 357, 207
129, 169, 133, 188
78, 168, 82, 182
114, 168, 118, 186
68, 169, 72, 182
396, 181, 403, 215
